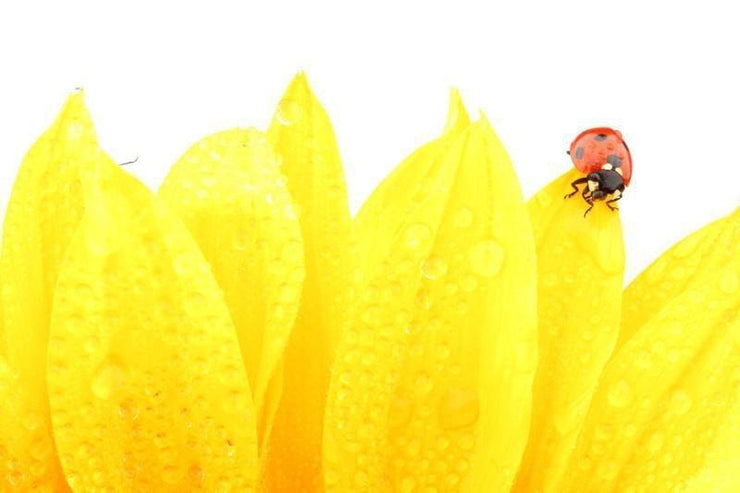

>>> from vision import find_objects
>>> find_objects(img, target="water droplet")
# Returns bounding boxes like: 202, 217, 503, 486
607, 380, 632, 408
415, 373, 434, 396
435, 344, 451, 360
436, 436, 450, 450
454, 208, 473, 228
83, 335, 102, 354
173, 252, 193, 276
458, 434, 475, 451
276, 99, 302, 125
7, 469, 25, 486
460, 275, 478, 292
672, 235, 700, 258
719, 272, 739, 294
669, 389, 692, 415
647, 432, 664, 454
416, 289, 432, 310
670, 267, 686, 281
118, 400, 140, 420
162, 464, 183, 484
599, 461, 619, 481
389, 397, 413, 429
439, 388, 479, 429
468, 240, 504, 277
405, 223, 433, 250
445, 473, 461, 487
233, 232, 249, 251
421, 256, 448, 280
400, 477, 416, 493
91, 363, 126, 400
23, 413, 42, 431
542, 272, 558, 287
282, 240, 304, 262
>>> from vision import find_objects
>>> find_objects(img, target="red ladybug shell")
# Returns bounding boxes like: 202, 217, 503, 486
569, 127, 632, 186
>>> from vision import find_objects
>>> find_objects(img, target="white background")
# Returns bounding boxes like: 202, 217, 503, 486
0, 0, 737, 282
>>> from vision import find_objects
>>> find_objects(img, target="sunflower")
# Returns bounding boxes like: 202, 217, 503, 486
0, 74, 737, 492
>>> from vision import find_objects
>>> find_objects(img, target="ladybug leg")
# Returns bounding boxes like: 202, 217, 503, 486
564, 177, 589, 199
606, 190, 622, 211
606, 197, 622, 211
582, 194, 595, 217
581, 185, 592, 201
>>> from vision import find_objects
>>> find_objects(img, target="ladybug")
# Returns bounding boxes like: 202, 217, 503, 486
564, 127, 632, 217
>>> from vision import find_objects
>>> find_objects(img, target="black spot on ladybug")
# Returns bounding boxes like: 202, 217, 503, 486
607, 154, 622, 167
594, 134, 608, 141
575, 147, 584, 159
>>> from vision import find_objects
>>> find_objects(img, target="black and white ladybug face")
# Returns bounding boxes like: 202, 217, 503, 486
586, 172, 601, 192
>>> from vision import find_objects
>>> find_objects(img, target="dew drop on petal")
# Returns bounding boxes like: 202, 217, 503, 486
91, 362, 126, 400
161, 464, 183, 484
669, 389, 692, 415
453, 208, 473, 228
439, 387, 480, 429
435, 343, 451, 360
233, 231, 249, 251
468, 240, 505, 277
405, 223, 433, 250
421, 256, 448, 280
389, 396, 413, 429
22, 413, 42, 431
670, 266, 686, 281
607, 379, 632, 408
719, 271, 739, 294
415, 373, 434, 397
460, 275, 478, 292
276, 99, 302, 125
672, 235, 701, 258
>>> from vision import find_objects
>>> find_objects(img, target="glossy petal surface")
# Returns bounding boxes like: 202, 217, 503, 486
159, 128, 304, 447
560, 208, 740, 492
324, 103, 538, 492
262, 73, 352, 490
47, 162, 259, 491
0, 92, 101, 491
515, 169, 625, 492
618, 213, 726, 348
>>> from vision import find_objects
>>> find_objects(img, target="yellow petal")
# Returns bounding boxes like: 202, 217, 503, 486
262, 73, 352, 490
618, 212, 726, 349
159, 128, 304, 448
444, 88, 471, 135
324, 111, 538, 491
0, 92, 102, 491
514, 169, 625, 492
678, 398, 740, 491
47, 161, 259, 490
560, 208, 740, 491
352, 88, 470, 285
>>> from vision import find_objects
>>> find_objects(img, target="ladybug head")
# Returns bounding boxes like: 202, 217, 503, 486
569, 127, 632, 185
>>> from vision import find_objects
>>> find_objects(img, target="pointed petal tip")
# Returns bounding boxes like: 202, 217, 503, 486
64, 87, 87, 108
285, 70, 312, 97
444, 87, 471, 135
477, 109, 490, 126
448, 86, 461, 102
